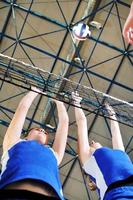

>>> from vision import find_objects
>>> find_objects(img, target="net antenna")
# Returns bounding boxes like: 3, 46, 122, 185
0, 53, 133, 127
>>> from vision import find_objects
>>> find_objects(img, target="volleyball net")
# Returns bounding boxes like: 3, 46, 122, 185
0, 53, 133, 127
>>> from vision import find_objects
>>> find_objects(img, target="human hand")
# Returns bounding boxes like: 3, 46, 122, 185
31, 86, 42, 93
123, 15, 133, 45
71, 91, 82, 106
104, 103, 116, 116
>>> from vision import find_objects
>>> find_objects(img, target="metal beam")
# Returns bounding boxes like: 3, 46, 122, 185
1, 0, 66, 28
0, 0, 17, 44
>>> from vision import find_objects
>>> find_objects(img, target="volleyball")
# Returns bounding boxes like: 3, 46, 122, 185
72, 23, 91, 41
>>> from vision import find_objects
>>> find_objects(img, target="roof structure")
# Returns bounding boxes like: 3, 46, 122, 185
0, 0, 133, 199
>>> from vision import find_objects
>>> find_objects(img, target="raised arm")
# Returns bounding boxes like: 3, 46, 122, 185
105, 103, 125, 151
72, 92, 90, 165
52, 100, 69, 165
123, 1, 133, 45
3, 87, 41, 154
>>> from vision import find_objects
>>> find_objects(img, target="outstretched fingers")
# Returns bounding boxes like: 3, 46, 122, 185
72, 91, 82, 106
104, 103, 116, 116
127, 27, 133, 45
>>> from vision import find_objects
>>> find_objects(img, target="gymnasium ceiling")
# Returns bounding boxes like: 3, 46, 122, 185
0, 0, 133, 199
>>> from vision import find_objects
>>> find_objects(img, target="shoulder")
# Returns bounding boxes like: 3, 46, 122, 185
1, 139, 25, 160
82, 155, 94, 171
45, 145, 58, 160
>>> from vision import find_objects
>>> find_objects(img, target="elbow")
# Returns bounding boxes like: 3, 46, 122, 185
78, 154, 84, 166
79, 154, 88, 166
54, 151, 63, 166
78, 148, 90, 165
57, 156, 63, 166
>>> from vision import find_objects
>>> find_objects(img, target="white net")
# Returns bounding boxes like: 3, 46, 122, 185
0, 53, 133, 127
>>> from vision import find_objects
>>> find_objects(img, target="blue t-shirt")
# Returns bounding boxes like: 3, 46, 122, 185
0, 140, 64, 200
83, 147, 133, 200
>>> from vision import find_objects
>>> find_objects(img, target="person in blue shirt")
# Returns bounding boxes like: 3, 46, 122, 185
0, 87, 69, 200
72, 91, 133, 200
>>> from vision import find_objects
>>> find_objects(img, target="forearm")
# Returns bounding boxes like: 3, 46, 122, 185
52, 101, 69, 164
11, 91, 39, 129
3, 90, 39, 153
75, 107, 90, 164
18, 90, 39, 109
6, 90, 39, 135
56, 102, 69, 122
127, 2, 133, 22
110, 116, 124, 151
125, 1, 133, 25
77, 121, 90, 151
53, 123, 68, 165
75, 105, 86, 122
71, 92, 90, 163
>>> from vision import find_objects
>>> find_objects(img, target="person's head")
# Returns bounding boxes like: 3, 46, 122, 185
87, 176, 97, 191
25, 127, 49, 145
